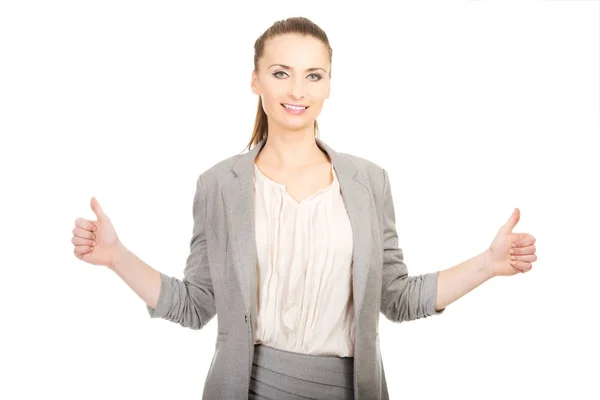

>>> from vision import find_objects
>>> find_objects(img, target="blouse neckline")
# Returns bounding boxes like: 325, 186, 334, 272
253, 162, 338, 206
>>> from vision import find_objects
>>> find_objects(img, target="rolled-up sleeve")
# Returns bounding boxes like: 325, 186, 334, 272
380, 168, 445, 322
146, 175, 216, 329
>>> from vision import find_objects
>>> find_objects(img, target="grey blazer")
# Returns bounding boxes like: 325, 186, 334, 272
146, 137, 444, 399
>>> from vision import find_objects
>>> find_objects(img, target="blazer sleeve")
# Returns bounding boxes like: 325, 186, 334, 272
146, 175, 217, 329
380, 168, 445, 322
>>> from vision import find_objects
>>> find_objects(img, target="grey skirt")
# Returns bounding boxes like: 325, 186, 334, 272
248, 343, 354, 399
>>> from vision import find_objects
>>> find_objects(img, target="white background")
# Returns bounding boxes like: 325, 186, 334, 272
1, 1, 599, 399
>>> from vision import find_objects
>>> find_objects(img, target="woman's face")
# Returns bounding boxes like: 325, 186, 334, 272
251, 33, 331, 133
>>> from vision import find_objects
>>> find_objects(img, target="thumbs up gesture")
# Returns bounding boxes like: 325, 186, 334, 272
486, 208, 538, 277
72, 197, 121, 268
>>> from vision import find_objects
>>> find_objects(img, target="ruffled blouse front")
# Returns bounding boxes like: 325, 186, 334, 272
252, 162, 355, 357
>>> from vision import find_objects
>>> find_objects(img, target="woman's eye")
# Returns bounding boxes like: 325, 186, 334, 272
272, 71, 323, 81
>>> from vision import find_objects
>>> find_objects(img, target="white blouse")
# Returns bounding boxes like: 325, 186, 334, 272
252, 162, 355, 357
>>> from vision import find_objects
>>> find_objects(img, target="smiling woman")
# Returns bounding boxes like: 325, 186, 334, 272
72, 14, 538, 400
247, 17, 332, 152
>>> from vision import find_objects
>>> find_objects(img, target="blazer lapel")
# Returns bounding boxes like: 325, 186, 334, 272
222, 141, 263, 329
222, 137, 375, 329
316, 138, 375, 322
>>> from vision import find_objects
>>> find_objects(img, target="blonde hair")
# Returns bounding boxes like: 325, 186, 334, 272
244, 17, 333, 152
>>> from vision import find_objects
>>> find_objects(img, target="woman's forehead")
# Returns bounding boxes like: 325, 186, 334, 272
262, 34, 329, 67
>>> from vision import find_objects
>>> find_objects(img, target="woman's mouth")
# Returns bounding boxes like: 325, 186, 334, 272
281, 103, 309, 115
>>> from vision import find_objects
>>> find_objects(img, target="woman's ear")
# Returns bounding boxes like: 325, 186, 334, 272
251, 70, 261, 96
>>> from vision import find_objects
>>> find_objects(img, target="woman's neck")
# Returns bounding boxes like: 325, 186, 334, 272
256, 131, 329, 169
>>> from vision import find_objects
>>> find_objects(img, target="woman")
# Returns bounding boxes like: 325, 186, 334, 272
71, 17, 538, 400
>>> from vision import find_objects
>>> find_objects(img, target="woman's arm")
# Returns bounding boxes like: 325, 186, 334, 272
380, 168, 445, 322
109, 241, 163, 310
379, 168, 536, 320
435, 206, 537, 311
111, 175, 217, 330
434, 250, 494, 312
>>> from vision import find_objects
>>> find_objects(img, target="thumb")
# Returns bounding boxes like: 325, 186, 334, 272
501, 207, 520, 233
90, 197, 110, 222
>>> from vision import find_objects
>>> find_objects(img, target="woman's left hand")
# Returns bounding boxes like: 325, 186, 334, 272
486, 208, 537, 277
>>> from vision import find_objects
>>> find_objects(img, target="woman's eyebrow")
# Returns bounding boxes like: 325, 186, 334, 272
268, 64, 327, 73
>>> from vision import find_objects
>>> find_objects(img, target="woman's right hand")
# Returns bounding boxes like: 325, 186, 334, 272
72, 197, 121, 268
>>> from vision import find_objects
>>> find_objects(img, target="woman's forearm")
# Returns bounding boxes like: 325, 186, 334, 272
434, 250, 495, 311
109, 242, 162, 310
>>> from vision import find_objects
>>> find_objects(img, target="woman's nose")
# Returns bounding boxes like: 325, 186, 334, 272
287, 78, 306, 100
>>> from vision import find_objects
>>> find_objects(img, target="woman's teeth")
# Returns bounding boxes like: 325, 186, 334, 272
283, 104, 307, 110
282, 103, 308, 114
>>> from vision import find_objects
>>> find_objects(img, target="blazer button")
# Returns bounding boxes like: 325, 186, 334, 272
245, 314, 248, 323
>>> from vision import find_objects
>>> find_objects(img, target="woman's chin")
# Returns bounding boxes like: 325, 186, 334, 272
271, 116, 314, 131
